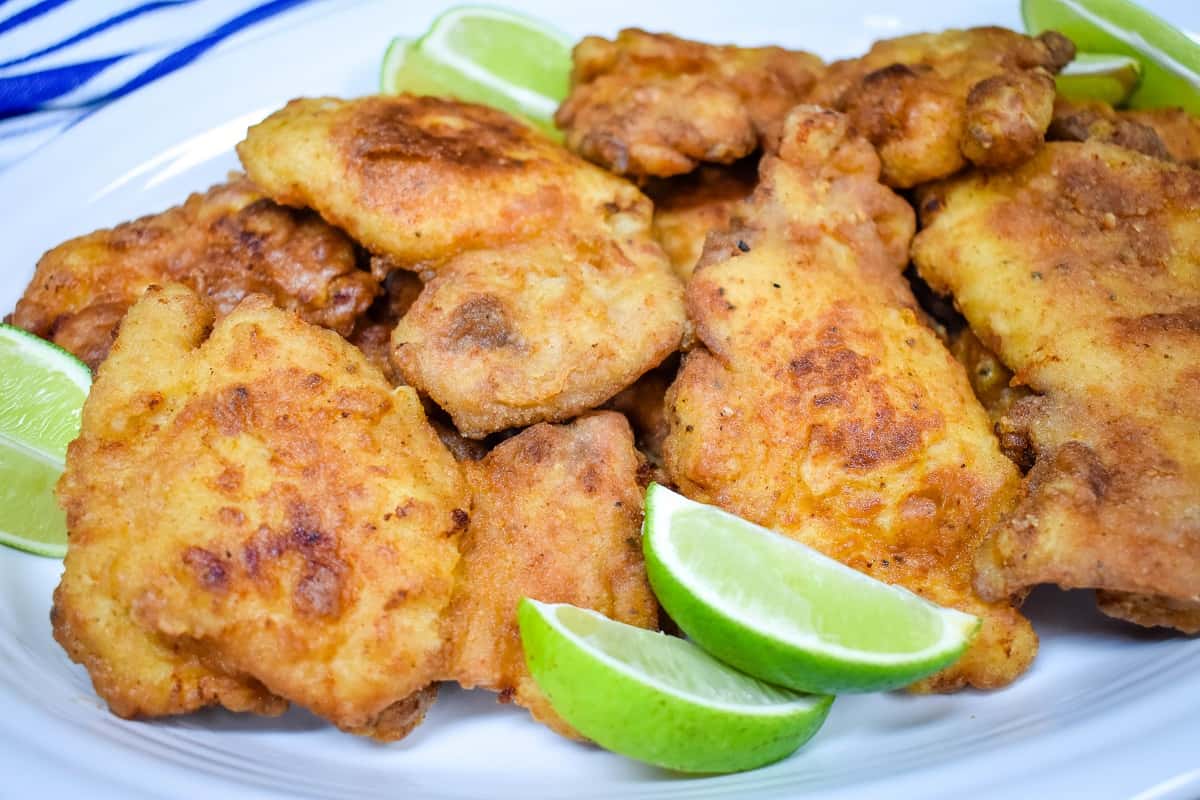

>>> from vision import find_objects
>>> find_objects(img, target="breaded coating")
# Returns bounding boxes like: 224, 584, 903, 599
1048, 98, 1173, 161
10, 176, 377, 370
947, 326, 1033, 434
663, 107, 1036, 691
913, 142, 1200, 633
646, 163, 758, 281
556, 30, 823, 179
443, 413, 658, 738
809, 27, 1074, 187
53, 284, 469, 739
239, 96, 684, 438
1122, 107, 1200, 167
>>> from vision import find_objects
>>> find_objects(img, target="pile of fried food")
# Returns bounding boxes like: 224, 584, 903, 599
11, 22, 1199, 743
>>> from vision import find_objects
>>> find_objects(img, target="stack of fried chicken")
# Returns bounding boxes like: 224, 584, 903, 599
11, 21, 1198, 743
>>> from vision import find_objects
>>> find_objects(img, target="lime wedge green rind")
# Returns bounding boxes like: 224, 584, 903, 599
0, 324, 89, 559
1022, 0, 1200, 112
1056, 52, 1143, 105
379, 5, 573, 139
520, 599, 832, 774
642, 484, 979, 694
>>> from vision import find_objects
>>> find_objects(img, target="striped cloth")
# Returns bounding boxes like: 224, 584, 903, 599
0, 0, 332, 169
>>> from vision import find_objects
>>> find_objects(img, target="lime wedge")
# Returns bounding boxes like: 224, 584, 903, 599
1022, 0, 1200, 112
519, 599, 832, 773
0, 324, 90, 558
642, 484, 980, 694
380, 6, 573, 137
1057, 52, 1144, 104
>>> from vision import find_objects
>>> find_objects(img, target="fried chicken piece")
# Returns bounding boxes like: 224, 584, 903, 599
663, 107, 1036, 691
10, 176, 377, 370
1122, 107, 1200, 167
239, 96, 684, 438
912, 141, 1200, 632
1048, 98, 1173, 160
443, 412, 658, 738
556, 30, 823, 179
808, 27, 1074, 188
948, 326, 1033, 433
646, 163, 758, 281
52, 284, 469, 739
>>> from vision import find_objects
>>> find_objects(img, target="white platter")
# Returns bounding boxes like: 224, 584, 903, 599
1, 1, 1198, 797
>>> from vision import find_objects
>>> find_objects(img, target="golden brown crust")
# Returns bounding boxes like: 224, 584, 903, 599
443, 412, 658, 738
1096, 592, 1200, 634
556, 30, 823, 178
1048, 98, 1172, 161
912, 142, 1200, 628
1122, 107, 1200, 167
809, 28, 1073, 187
645, 163, 758, 281
11, 176, 376, 370
663, 107, 1035, 691
53, 284, 468, 739
390, 234, 683, 438
947, 326, 1033, 429
239, 96, 685, 438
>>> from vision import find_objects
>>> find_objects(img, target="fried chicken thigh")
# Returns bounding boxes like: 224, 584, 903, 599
646, 163, 758, 281
663, 107, 1035, 690
556, 29, 823, 179
913, 141, 1200, 632
10, 176, 377, 370
238, 96, 684, 438
52, 284, 469, 739
443, 412, 658, 737
809, 27, 1074, 187
1048, 98, 1174, 161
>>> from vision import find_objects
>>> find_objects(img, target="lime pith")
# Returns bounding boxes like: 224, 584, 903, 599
1022, 0, 1200, 112
642, 484, 979, 694
0, 324, 90, 558
379, 5, 573, 137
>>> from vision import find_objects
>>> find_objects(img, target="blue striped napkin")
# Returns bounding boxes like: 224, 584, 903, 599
0, 0, 330, 169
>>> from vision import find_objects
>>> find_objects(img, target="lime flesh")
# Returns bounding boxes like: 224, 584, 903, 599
642, 484, 979, 694
1056, 52, 1144, 104
1022, 0, 1200, 112
519, 599, 832, 774
0, 324, 90, 558
380, 6, 573, 137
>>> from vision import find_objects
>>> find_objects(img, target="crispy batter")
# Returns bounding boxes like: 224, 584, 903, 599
663, 107, 1035, 690
913, 141, 1200, 631
809, 28, 1074, 187
10, 176, 376, 370
443, 413, 658, 737
239, 96, 684, 438
646, 163, 758, 281
556, 30, 823, 179
1122, 107, 1200, 167
52, 284, 469, 739
1048, 98, 1172, 161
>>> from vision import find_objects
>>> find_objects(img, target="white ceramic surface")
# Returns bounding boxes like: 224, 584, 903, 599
2, 2, 1198, 797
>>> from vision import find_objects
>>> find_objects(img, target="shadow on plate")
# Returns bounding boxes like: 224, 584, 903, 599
1022, 586, 1179, 643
